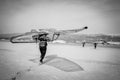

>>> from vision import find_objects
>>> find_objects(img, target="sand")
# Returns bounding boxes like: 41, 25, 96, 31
0, 42, 120, 80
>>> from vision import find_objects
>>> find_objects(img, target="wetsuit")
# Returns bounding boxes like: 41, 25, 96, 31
38, 35, 49, 63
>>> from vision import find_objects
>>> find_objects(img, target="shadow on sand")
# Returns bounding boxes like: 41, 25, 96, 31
29, 55, 84, 72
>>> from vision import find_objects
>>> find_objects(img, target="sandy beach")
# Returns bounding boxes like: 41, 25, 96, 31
0, 42, 120, 80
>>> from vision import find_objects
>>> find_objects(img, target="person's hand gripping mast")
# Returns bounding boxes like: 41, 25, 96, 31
52, 32, 60, 41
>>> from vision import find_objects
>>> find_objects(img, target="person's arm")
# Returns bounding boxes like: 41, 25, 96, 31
46, 37, 51, 42
51, 33, 60, 41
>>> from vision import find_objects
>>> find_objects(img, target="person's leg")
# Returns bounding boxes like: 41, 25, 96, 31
39, 46, 43, 62
40, 47, 47, 63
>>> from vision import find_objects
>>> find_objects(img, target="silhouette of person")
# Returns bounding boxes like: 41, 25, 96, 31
82, 40, 86, 47
82, 42, 85, 47
94, 42, 97, 49
38, 33, 50, 63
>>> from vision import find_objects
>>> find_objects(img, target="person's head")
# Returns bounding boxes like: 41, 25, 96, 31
42, 34, 47, 38
38, 32, 48, 37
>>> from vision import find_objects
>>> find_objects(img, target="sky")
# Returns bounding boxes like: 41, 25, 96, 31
0, 0, 120, 34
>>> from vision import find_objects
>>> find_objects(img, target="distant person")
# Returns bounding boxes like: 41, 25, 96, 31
94, 42, 98, 49
82, 40, 86, 47
38, 33, 50, 63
